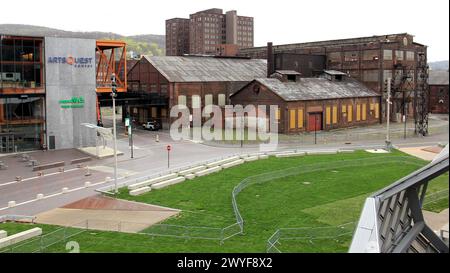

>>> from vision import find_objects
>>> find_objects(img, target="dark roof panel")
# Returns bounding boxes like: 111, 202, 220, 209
255, 78, 380, 101
143, 55, 267, 82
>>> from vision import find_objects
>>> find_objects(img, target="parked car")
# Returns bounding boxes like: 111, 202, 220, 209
142, 121, 161, 131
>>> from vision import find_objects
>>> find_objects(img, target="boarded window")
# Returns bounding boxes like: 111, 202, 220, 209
332, 106, 338, 124
276, 108, 281, 120
375, 103, 379, 119
383, 50, 393, 60
150, 84, 157, 93
192, 95, 201, 108
325, 106, 331, 125
298, 108, 304, 128
395, 50, 404, 61
289, 109, 296, 129
205, 94, 213, 106
342, 105, 347, 113
218, 94, 226, 106
161, 108, 167, 117
347, 105, 353, 122
362, 104, 367, 121
363, 70, 379, 82
406, 51, 415, 61
151, 107, 157, 118
363, 50, 379, 61
356, 104, 361, 121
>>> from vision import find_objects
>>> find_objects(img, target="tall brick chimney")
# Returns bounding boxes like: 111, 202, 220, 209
267, 42, 274, 78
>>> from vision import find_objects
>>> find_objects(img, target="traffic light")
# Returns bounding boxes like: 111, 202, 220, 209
111, 73, 117, 97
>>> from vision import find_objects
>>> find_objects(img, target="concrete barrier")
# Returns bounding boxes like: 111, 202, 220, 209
178, 165, 207, 176
195, 166, 222, 177
62, 187, 69, 194
129, 186, 151, 196
152, 177, 186, 190
8, 201, 16, 208
239, 154, 249, 159
206, 156, 240, 168
307, 150, 338, 155
0, 227, 42, 249
184, 174, 196, 180
36, 194, 44, 200
0, 230, 6, 239
84, 182, 92, 188
244, 156, 259, 162
275, 152, 306, 158
32, 161, 65, 172
128, 173, 178, 190
258, 154, 269, 160
338, 149, 355, 153
221, 159, 245, 169
70, 157, 92, 165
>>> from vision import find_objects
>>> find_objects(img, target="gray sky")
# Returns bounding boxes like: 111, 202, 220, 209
0, 0, 448, 61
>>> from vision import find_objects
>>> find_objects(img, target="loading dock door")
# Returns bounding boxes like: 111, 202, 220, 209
307, 113, 323, 132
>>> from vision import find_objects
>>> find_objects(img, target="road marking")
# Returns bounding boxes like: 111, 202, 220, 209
0, 168, 81, 188
0, 176, 125, 212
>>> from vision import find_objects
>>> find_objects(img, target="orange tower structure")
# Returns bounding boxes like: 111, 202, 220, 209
95, 40, 127, 124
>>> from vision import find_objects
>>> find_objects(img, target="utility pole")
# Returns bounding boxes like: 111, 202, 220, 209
385, 78, 392, 151
111, 73, 118, 194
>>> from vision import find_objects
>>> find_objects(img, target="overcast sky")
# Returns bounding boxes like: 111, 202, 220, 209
0, 0, 448, 61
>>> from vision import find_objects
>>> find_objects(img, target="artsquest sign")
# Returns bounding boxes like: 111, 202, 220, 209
48, 55, 93, 68
59, 96, 85, 109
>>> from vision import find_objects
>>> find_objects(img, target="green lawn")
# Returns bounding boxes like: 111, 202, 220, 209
1, 150, 447, 253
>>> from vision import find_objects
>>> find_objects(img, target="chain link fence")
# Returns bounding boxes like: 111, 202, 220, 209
0, 223, 85, 253
423, 188, 449, 207
266, 222, 356, 253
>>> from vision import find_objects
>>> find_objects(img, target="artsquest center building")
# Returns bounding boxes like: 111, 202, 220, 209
0, 34, 102, 153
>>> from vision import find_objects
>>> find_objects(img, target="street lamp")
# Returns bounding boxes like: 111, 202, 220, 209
385, 78, 393, 151
111, 73, 118, 194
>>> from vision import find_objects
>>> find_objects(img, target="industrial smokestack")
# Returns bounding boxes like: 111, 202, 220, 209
267, 42, 274, 78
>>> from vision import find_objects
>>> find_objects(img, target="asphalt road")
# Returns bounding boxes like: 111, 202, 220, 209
0, 117, 448, 217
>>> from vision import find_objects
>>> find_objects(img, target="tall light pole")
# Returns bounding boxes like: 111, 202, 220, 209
111, 73, 118, 194
385, 78, 392, 151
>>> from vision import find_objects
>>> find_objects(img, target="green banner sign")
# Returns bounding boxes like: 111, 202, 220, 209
59, 96, 85, 109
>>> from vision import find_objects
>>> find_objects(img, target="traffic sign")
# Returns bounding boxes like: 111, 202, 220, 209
167, 145, 172, 151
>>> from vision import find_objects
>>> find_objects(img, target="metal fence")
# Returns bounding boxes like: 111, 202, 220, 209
266, 222, 356, 253
201, 121, 449, 148
231, 156, 423, 235
423, 188, 449, 206
0, 223, 85, 253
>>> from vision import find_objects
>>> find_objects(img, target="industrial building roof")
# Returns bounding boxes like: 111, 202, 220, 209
246, 77, 380, 101
428, 70, 449, 85
275, 70, 301, 75
324, 70, 347, 76
143, 55, 267, 82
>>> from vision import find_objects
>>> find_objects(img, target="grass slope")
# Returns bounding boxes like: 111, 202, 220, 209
1, 150, 447, 253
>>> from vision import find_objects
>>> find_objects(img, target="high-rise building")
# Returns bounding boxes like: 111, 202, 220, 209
165, 18, 190, 56
166, 8, 253, 56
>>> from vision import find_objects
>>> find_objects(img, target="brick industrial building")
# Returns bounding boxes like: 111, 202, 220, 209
239, 33, 429, 135
126, 55, 266, 128
428, 70, 449, 114
231, 70, 381, 134
166, 8, 254, 56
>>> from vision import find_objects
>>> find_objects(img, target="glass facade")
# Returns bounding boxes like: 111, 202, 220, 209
0, 35, 45, 153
